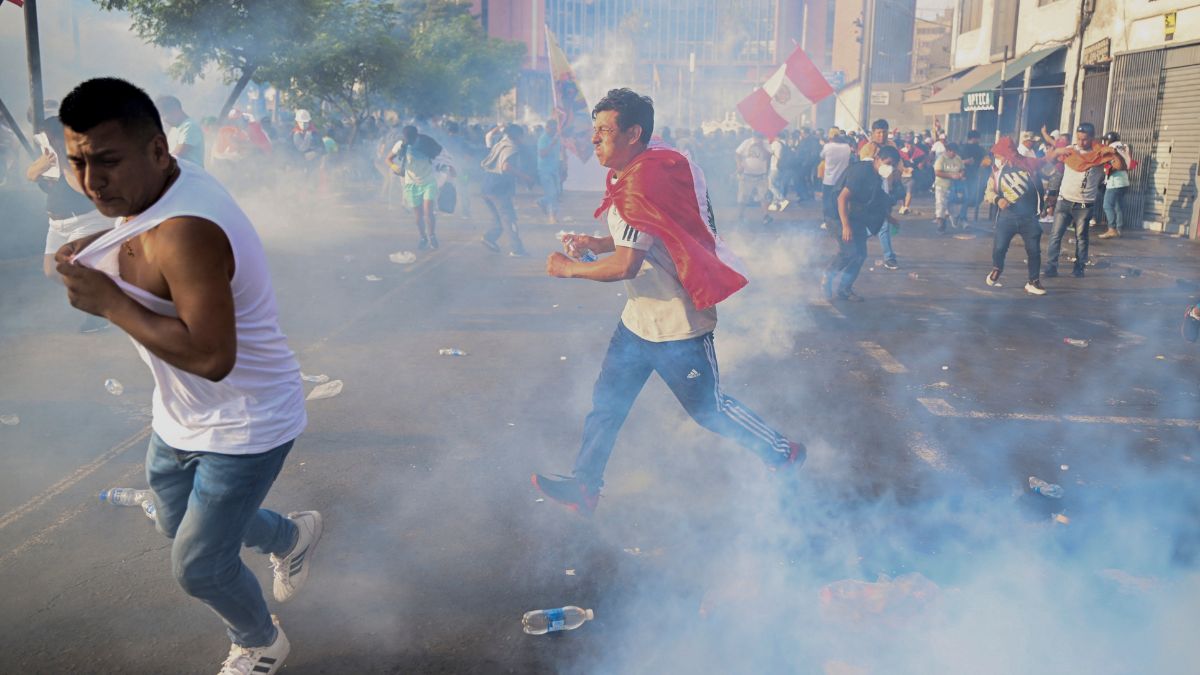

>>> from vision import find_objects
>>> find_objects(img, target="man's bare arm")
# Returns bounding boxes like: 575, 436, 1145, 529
547, 245, 645, 282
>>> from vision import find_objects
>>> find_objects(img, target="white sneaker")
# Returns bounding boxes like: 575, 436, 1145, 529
270, 511, 323, 603
779, 199, 790, 211
1024, 280, 1047, 296
897, 205, 909, 215
986, 269, 1002, 287
219, 617, 289, 675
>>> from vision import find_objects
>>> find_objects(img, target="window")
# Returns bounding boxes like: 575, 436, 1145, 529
960, 0, 983, 32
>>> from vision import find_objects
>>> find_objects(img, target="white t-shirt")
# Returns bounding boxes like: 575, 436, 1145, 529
768, 139, 785, 173
1059, 144, 1104, 204
736, 138, 769, 176
821, 142, 852, 186
608, 206, 717, 343
167, 117, 206, 168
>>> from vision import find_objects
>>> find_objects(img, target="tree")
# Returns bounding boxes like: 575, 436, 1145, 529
95, 0, 325, 118
255, 0, 407, 141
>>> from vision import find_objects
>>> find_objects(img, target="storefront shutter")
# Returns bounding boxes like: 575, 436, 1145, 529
1155, 48, 1200, 237
1108, 49, 1165, 230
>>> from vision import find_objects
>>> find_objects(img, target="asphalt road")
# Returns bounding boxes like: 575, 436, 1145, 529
1, 179, 1198, 674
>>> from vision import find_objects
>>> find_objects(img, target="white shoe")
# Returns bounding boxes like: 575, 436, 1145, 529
986, 269, 1002, 287
1024, 280, 1047, 296
779, 199, 790, 211
219, 617, 289, 675
270, 511, 323, 603
897, 206, 909, 215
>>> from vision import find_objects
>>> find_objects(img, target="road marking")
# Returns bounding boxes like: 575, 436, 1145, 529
0, 426, 151, 533
858, 341, 908, 374
917, 397, 1200, 429
963, 286, 994, 296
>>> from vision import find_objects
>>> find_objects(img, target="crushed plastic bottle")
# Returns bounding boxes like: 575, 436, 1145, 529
438, 348, 468, 356
555, 231, 598, 262
0, 414, 18, 426
522, 606, 594, 635
104, 378, 124, 395
306, 379, 344, 401
1063, 338, 1089, 348
99, 488, 151, 506
142, 499, 157, 521
301, 373, 330, 384
1029, 476, 1064, 499
388, 251, 417, 264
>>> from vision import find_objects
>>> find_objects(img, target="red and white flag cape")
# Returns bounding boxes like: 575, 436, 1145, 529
737, 46, 833, 138
595, 143, 747, 310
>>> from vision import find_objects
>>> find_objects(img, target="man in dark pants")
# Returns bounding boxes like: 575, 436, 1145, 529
821, 145, 901, 302
956, 130, 986, 226
983, 137, 1047, 295
532, 89, 804, 515
1044, 123, 1113, 278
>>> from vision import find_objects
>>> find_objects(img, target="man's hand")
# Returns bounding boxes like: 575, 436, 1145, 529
25, 153, 54, 182
54, 232, 107, 265
841, 223, 853, 243
56, 260, 128, 318
561, 234, 598, 259
546, 252, 576, 278
997, 198, 1010, 210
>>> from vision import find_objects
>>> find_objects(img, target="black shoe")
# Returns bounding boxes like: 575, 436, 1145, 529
883, 259, 899, 270
418, 237, 430, 251
429, 235, 439, 250
531, 473, 599, 516
79, 315, 110, 334
1183, 305, 1200, 343
480, 237, 501, 253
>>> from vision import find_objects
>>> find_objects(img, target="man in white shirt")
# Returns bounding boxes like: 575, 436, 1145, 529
55, 78, 318, 675
1044, 122, 1109, 278
534, 89, 804, 514
735, 132, 771, 224
156, 95, 205, 168
820, 135, 853, 229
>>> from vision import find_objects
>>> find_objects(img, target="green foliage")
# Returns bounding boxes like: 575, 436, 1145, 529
95, 0, 526, 120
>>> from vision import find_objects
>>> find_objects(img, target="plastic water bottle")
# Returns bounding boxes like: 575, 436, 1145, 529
522, 606, 594, 635
141, 500, 157, 521
104, 378, 124, 395
1063, 338, 1089, 348
1028, 476, 1064, 499
99, 488, 151, 506
438, 348, 467, 356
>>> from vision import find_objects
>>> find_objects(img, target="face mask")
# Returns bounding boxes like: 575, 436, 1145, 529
877, 164, 894, 179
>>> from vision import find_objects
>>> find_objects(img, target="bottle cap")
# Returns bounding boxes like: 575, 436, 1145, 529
584, 609, 594, 620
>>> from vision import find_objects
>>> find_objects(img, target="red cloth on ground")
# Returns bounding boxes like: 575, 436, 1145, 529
594, 146, 747, 310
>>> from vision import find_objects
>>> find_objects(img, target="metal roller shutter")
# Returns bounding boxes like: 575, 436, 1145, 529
1079, 67, 1108, 132
1154, 49, 1200, 238
1108, 49, 1164, 230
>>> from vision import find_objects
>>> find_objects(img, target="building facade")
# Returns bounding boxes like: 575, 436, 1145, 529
931, 0, 1200, 237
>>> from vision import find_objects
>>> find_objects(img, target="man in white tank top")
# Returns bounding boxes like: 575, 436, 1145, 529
52, 78, 317, 675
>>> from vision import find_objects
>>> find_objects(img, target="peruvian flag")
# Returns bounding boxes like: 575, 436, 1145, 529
5, 0, 25, 6
737, 46, 833, 138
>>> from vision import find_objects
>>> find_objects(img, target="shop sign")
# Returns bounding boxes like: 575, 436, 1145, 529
1083, 38, 1110, 66
962, 90, 995, 112
870, 91, 890, 106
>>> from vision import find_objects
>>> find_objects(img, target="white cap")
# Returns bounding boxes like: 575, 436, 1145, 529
295, 109, 312, 124
1050, 129, 1061, 138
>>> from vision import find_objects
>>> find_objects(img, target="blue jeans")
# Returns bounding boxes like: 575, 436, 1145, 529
572, 323, 792, 489
992, 213, 1041, 281
825, 228, 868, 294
876, 224, 896, 262
1045, 198, 1093, 275
146, 433, 298, 647
1102, 185, 1127, 233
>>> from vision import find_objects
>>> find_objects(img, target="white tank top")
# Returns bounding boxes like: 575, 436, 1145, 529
74, 161, 306, 454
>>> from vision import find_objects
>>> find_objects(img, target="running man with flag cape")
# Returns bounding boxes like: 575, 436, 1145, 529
533, 88, 806, 515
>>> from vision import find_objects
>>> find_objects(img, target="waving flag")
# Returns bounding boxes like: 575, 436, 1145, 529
737, 46, 833, 138
545, 25, 592, 163
5, 0, 25, 7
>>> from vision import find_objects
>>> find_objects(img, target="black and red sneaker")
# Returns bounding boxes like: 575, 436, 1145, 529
770, 441, 807, 472
531, 473, 599, 516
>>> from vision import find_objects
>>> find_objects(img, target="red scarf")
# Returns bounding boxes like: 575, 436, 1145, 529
1062, 145, 1117, 173
595, 145, 747, 310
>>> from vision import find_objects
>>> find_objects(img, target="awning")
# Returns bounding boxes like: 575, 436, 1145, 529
921, 62, 1004, 117
963, 45, 1067, 98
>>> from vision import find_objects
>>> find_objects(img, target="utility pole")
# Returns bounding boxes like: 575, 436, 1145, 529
858, 0, 876, 130
25, 0, 44, 134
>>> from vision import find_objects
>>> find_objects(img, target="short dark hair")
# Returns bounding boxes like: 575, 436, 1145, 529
60, 78, 164, 142
504, 123, 524, 140
592, 88, 654, 144
945, 142, 960, 154
402, 125, 418, 140
871, 118, 889, 131
877, 145, 901, 163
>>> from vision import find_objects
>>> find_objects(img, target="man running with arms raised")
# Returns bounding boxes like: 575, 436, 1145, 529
533, 89, 805, 514
54, 78, 320, 675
